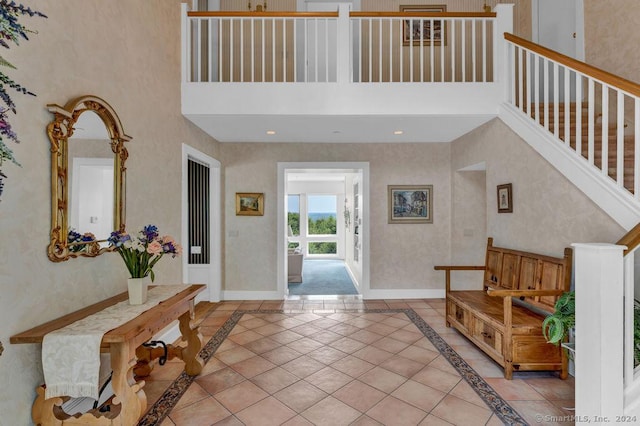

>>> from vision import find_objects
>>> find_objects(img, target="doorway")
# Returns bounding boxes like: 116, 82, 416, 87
181, 144, 222, 302
277, 162, 370, 299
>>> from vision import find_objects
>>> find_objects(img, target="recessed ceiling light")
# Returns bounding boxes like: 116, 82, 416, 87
266, 130, 276, 135
394, 130, 404, 135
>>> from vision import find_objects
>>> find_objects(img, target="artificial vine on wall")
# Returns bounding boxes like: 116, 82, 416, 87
0, 1, 46, 200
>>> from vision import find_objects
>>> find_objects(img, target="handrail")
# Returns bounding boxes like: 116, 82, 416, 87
617, 222, 640, 255
188, 11, 338, 18
188, 10, 496, 18
350, 12, 496, 18
505, 33, 640, 98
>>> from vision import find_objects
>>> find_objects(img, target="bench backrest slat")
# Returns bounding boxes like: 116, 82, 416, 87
483, 238, 572, 313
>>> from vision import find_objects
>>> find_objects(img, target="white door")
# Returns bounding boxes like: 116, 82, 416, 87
533, 0, 584, 102
535, 0, 583, 60
182, 144, 222, 302
297, 1, 360, 82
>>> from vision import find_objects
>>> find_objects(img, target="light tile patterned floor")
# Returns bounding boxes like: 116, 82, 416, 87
141, 298, 575, 426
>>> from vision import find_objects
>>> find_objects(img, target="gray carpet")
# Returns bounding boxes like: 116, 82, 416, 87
288, 259, 359, 295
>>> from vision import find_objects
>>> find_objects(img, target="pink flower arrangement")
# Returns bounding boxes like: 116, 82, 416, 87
108, 225, 182, 281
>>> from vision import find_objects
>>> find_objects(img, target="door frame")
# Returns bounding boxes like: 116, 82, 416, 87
181, 143, 222, 302
278, 162, 370, 298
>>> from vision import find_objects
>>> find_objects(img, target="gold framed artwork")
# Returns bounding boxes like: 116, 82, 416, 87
400, 5, 446, 46
497, 183, 513, 213
388, 185, 433, 224
236, 192, 264, 216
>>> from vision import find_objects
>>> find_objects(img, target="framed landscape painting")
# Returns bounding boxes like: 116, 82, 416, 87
388, 185, 433, 223
236, 192, 264, 216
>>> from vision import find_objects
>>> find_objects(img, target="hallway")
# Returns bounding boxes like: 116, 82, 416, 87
288, 260, 359, 296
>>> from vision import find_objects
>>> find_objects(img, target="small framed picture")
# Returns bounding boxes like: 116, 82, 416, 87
400, 5, 447, 46
236, 192, 264, 216
388, 185, 433, 224
497, 183, 513, 213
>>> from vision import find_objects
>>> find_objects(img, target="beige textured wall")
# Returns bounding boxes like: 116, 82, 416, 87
0, 1, 219, 423
584, 0, 640, 83
221, 142, 452, 291
451, 118, 625, 260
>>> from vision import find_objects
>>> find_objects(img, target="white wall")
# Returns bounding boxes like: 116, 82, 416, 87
451, 118, 625, 259
221, 142, 452, 293
0, 2, 219, 423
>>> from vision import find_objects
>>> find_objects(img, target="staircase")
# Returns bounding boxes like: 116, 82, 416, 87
502, 33, 640, 230
532, 103, 636, 194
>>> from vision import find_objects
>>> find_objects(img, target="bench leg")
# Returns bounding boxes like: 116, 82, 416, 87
560, 347, 569, 380
504, 361, 514, 380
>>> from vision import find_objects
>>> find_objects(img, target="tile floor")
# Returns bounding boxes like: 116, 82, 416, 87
142, 297, 575, 426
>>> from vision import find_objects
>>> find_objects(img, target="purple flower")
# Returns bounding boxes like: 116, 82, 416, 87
141, 224, 159, 242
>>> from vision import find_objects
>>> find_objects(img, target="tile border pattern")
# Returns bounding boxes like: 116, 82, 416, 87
138, 309, 527, 425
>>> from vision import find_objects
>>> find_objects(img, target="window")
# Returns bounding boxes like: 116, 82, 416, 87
307, 195, 337, 236
308, 242, 337, 254
287, 194, 300, 236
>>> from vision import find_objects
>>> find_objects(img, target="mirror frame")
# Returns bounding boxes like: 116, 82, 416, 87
47, 95, 131, 262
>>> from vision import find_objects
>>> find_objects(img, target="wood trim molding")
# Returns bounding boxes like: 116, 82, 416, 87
188, 11, 338, 18
350, 12, 496, 18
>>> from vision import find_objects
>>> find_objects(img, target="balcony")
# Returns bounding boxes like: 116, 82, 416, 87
181, 4, 514, 143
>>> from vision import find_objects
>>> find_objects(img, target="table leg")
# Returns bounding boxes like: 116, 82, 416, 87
178, 310, 204, 376
110, 341, 146, 424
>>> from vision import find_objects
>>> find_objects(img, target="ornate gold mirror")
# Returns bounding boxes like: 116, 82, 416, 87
47, 95, 130, 262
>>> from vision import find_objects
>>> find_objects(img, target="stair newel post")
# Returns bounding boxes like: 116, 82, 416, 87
494, 4, 514, 101
572, 243, 625, 422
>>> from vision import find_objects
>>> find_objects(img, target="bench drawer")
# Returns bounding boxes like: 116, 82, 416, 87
448, 300, 470, 330
512, 336, 562, 363
472, 317, 503, 357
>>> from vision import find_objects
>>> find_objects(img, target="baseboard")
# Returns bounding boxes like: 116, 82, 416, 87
344, 263, 361, 290
221, 290, 282, 300
365, 289, 445, 300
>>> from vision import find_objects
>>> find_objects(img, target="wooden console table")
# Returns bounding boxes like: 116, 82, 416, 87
10, 284, 205, 425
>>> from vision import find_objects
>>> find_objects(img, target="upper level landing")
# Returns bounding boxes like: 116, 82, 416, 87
181, 4, 514, 143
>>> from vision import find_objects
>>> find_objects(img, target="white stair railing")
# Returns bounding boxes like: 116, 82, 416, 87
349, 12, 496, 83
504, 34, 640, 200
182, 6, 498, 84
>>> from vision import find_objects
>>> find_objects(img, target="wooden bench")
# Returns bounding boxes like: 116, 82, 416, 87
434, 238, 572, 379
10, 285, 205, 425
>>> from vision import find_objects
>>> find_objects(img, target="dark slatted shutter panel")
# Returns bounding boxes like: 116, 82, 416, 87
188, 159, 210, 264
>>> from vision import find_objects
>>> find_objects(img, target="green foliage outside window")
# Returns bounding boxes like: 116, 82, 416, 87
308, 215, 336, 235
287, 213, 338, 254
309, 242, 337, 254
288, 212, 299, 235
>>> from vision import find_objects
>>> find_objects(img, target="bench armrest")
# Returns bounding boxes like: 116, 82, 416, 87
434, 265, 486, 294
434, 266, 485, 271
486, 289, 565, 298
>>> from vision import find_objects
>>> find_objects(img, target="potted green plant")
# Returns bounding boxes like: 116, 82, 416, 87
542, 291, 575, 350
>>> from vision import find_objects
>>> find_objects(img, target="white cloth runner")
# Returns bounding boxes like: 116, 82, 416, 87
42, 285, 189, 400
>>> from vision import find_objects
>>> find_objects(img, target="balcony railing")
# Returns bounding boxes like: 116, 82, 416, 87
184, 8, 498, 84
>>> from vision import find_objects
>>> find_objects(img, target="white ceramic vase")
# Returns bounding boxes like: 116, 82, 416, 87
127, 276, 150, 305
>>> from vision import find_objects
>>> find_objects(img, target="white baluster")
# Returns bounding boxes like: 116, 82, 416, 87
602, 85, 609, 178
617, 92, 625, 187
